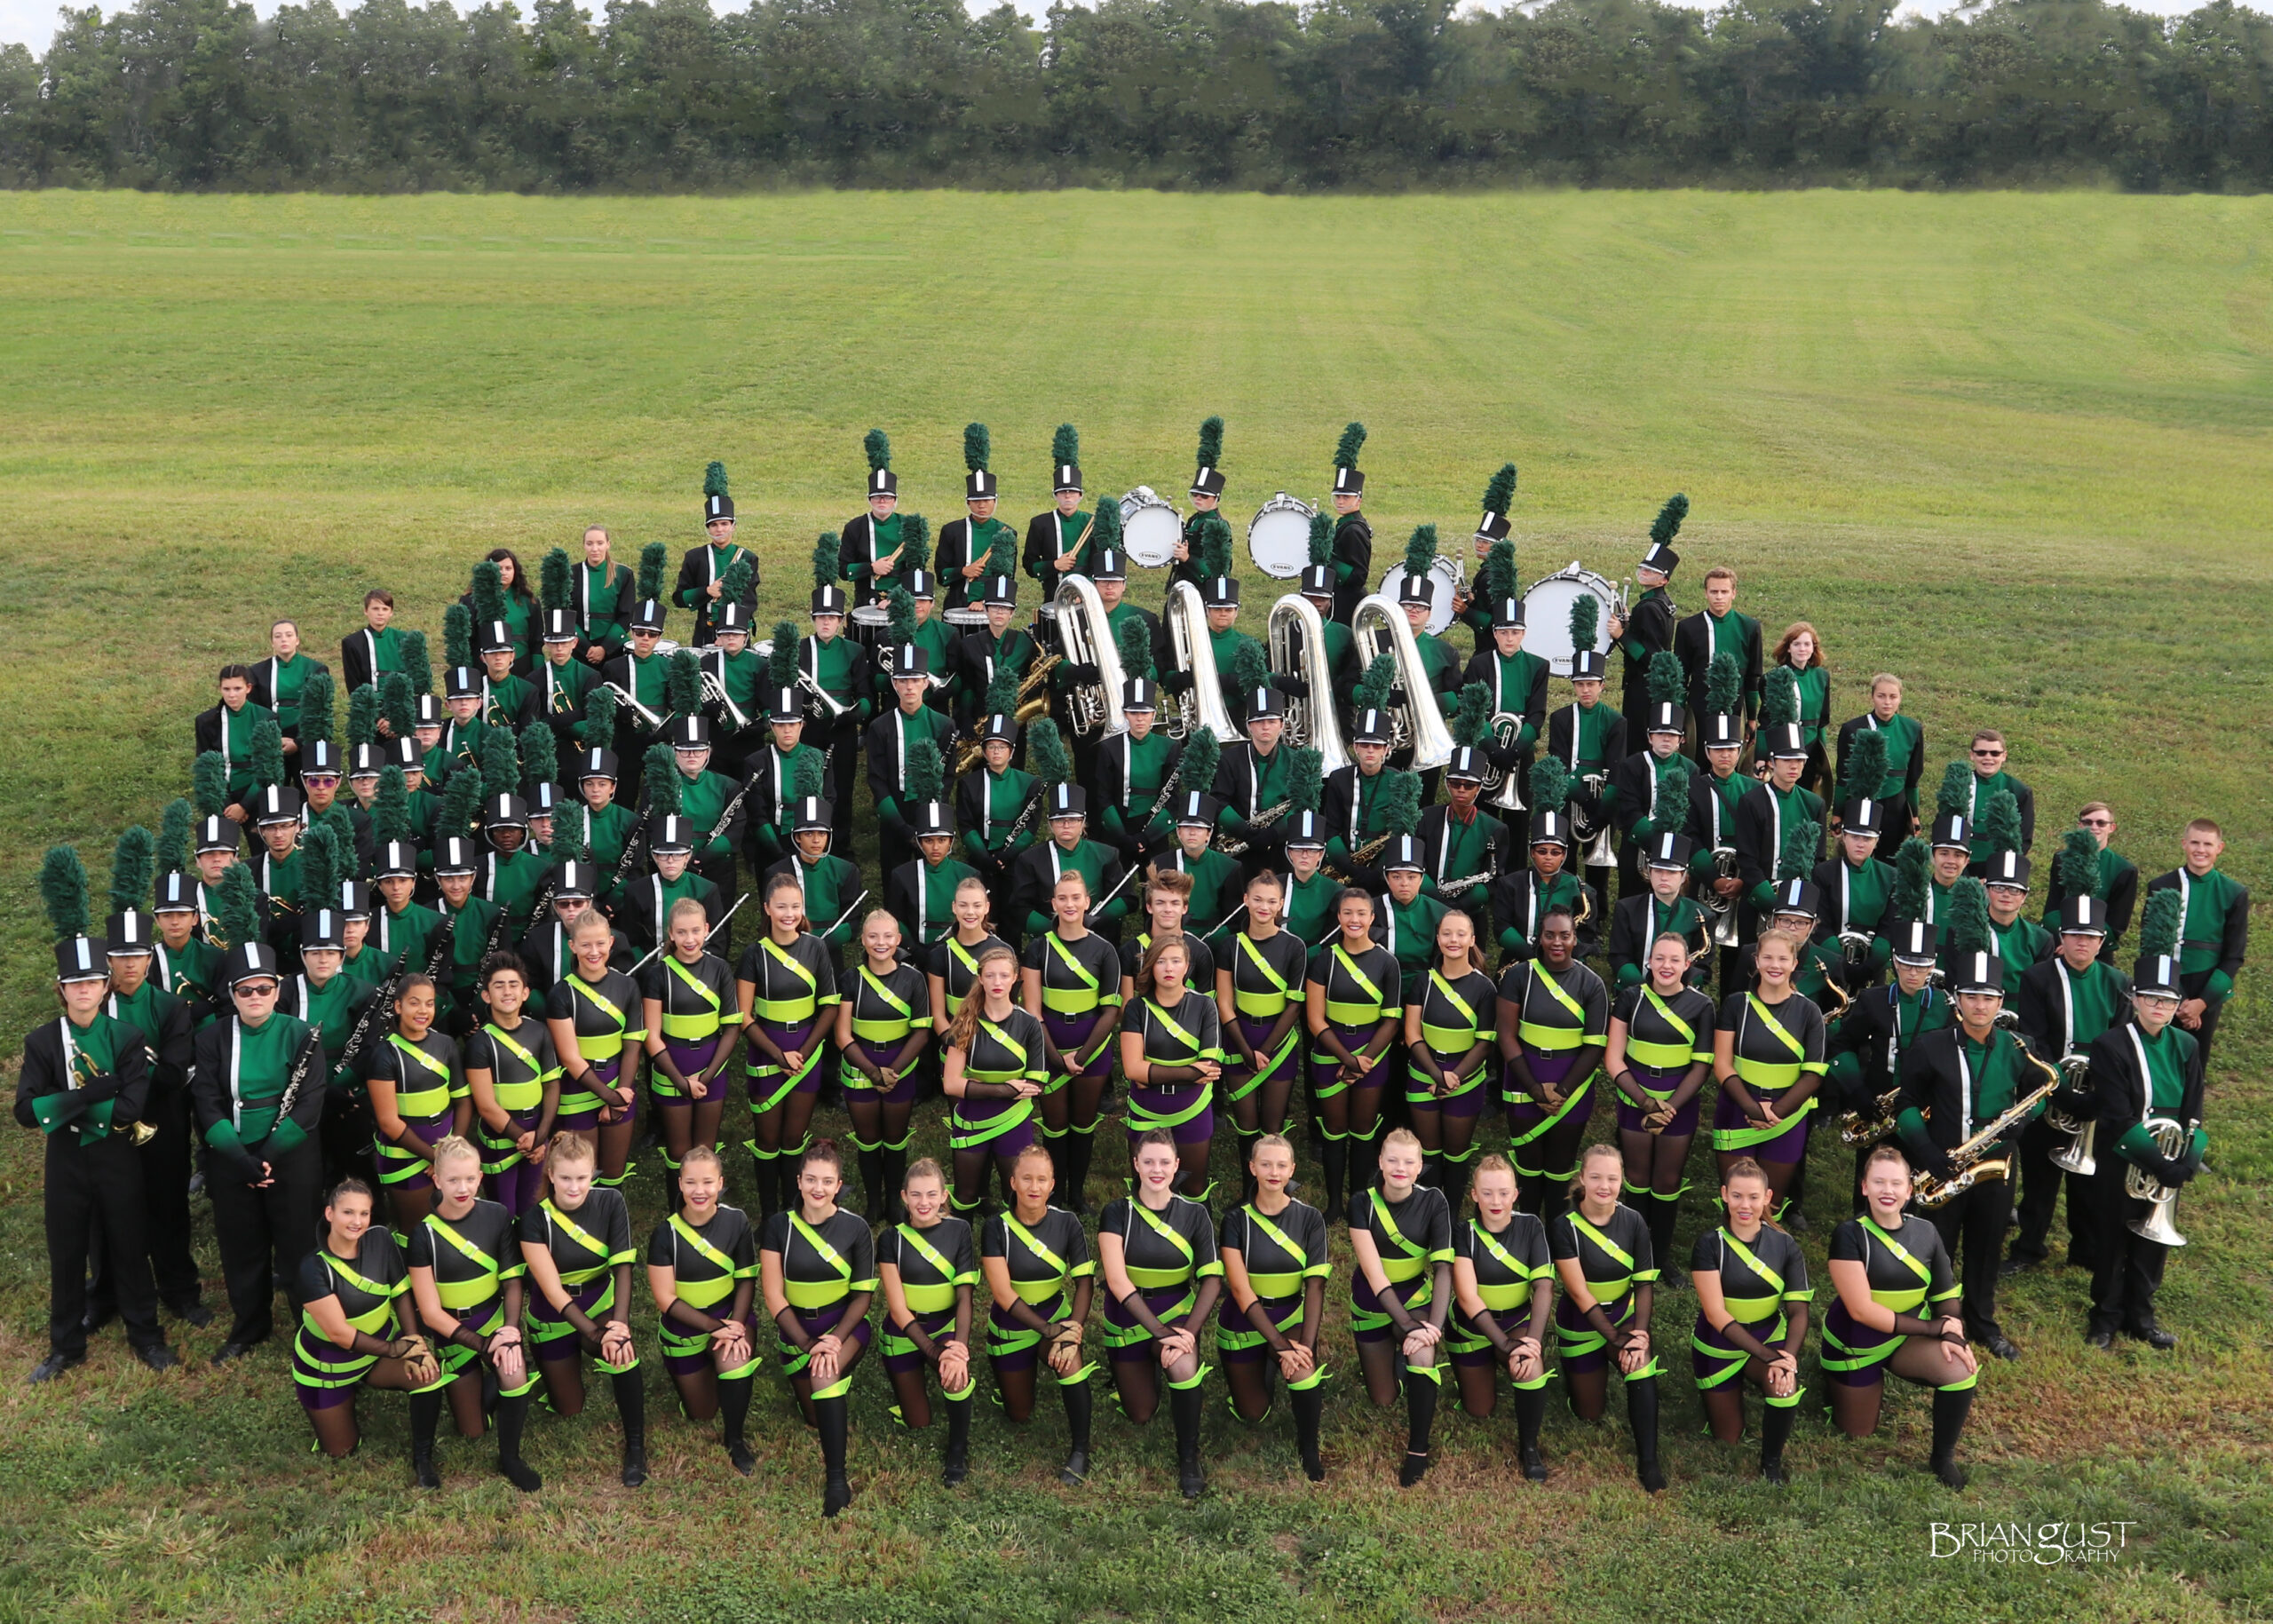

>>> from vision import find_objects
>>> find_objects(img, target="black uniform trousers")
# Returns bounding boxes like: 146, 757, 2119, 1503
86, 1081, 202, 1318
2085, 1167, 2168, 1336
205, 1140, 321, 1347
2009, 1116, 2095, 1270
820, 725, 861, 847
320, 1089, 377, 1192
1927, 1177, 2011, 1343
47, 1135, 163, 1358
2182, 970, 2225, 1076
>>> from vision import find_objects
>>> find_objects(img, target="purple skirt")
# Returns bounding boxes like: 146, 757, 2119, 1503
555, 1055, 625, 1132
1713, 1085, 1810, 1163
529, 1278, 612, 1351
379, 1113, 454, 1192
1105, 1283, 1198, 1366
1222, 1013, 1300, 1110
484, 1110, 545, 1217
1614, 1059, 1700, 1137
1217, 1291, 1304, 1367
1309, 1018, 1389, 1103
844, 1037, 921, 1107
883, 1306, 959, 1377
1126, 1083, 1215, 1147
748, 1015, 826, 1113
655, 1034, 727, 1103
1043, 1009, 1114, 1092
1505, 1046, 1595, 1143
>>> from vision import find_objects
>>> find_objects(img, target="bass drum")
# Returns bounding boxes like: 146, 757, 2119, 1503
1373, 557, 1461, 637
1520, 562, 1621, 677
1118, 487, 1183, 569
1247, 491, 1314, 580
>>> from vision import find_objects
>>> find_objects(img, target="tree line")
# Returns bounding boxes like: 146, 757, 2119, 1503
2, 0, 2269, 192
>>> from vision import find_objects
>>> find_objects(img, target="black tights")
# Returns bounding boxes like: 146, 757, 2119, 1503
305, 1356, 420, 1459
1517, 1114, 1589, 1223
749, 1089, 820, 1216
657, 1097, 727, 1209
952, 1145, 1026, 1216
847, 1097, 913, 1220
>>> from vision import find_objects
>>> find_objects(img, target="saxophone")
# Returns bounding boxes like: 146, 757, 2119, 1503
1911, 1040, 2065, 1208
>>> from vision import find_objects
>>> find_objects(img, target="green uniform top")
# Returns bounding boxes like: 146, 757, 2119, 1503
1376, 891, 1449, 988
888, 855, 982, 947
671, 766, 742, 860
533, 655, 599, 721
105, 979, 191, 1077
772, 854, 864, 947
1989, 913, 2053, 991
1215, 743, 1295, 828
282, 970, 370, 1089
1826, 982, 1951, 1095
804, 635, 872, 722
966, 765, 1039, 858
436, 717, 490, 784
2172, 867, 2246, 1002
483, 672, 532, 733
1325, 767, 1398, 868
2115, 1023, 2196, 1162
1825, 855, 1894, 940
214, 700, 271, 800
1555, 701, 1620, 775
437, 894, 503, 991
202, 1011, 315, 1160
578, 563, 630, 645
1412, 628, 1461, 715
618, 649, 669, 717
1480, 648, 1548, 751
376, 899, 443, 970
340, 943, 393, 994
155, 936, 222, 1016
1097, 731, 1177, 848
1422, 807, 1506, 903
582, 800, 639, 880
1783, 662, 1830, 749
484, 846, 551, 933
707, 646, 765, 730
264, 651, 321, 733
1742, 781, 1827, 909
1154, 845, 1242, 936
675, 542, 755, 615
870, 704, 958, 820
1855, 712, 1922, 807
1279, 867, 1341, 950
1019, 840, 1131, 937
843, 511, 905, 588
28, 1011, 130, 1142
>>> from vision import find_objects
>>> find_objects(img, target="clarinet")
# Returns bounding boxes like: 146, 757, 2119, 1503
704, 767, 764, 851
606, 813, 653, 899
273, 1024, 325, 1127
1002, 781, 1051, 849
334, 966, 400, 1075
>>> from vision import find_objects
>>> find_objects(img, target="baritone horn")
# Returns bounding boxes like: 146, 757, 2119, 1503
1701, 847, 1741, 947
2125, 1116, 2190, 1248
1266, 594, 1351, 779
2046, 1052, 2098, 1176
1482, 712, 1526, 811
1349, 592, 1454, 772
1164, 580, 1244, 746
1051, 575, 1129, 742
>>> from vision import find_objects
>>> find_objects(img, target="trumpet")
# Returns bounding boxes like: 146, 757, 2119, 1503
1912, 1039, 2065, 1208
701, 666, 750, 733
603, 681, 669, 735
2125, 1116, 2192, 1248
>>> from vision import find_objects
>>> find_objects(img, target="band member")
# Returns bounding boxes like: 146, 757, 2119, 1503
1674, 566, 1762, 755
531, 611, 598, 751
761, 1139, 875, 1517
516, 1130, 645, 1485
249, 618, 327, 754
1306, 888, 1404, 1214
1323, 711, 1401, 894
19, 930, 175, 1380
1813, 797, 1893, 983
1374, 841, 1446, 1070
1691, 1158, 1810, 1483
700, 604, 764, 779
1152, 792, 1241, 939
928, 875, 1009, 1034
1961, 730, 2035, 867
1022, 868, 1124, 1213
1608, 506, 1682, 748
1608, 832, 1708, 990
541, 911, 645, 1189
342, 589, 407, 693
659, 717, 743, 915
835, 907, 931, 1220
1462, 597, 1548, 843
838, 431, 906, 609
980, 1141, 1096, 1485
1683, 709, 1750, 975
194, 664, 273, 819
1897, 949, 2038, 1360
570, 526, 636, 667
645, 1142, 760, 1475
1496, 906, 1609, 1221
957, 714, 1037, 907
431, 836, 503, 1031
618, 816, 722, 959
1212, 687, 1298, 874
1551, 1141, 1665, 1492
2083, 939, 2204, 1350
1118, 869, 1217, 1011
463, 952, 559, 1217
1405, 907, 1497, 1211
1983, 850, 2053, 986
2040, 804, 2138, 959
1216, 870, 1310, 1193
2146, 819, 2246, 1073
948, 575, 1038, 731
1609, 699, 1687, 900
867, 646, 956, 876
1492, 809, 1600, 964
1735, 724, 1826, 919
944, 944, 1048, 1216
883, 797, 978, 955
1712, 929, 1827, 1217
2008, 898, 2129, 1276
149, 869, 218, 1027
798, 579, 872, 844
1825, 923, 1951, 1211
1545, 653, 1625, 905
1296, 564, 1359, 705
1448, 1153, 1553, 1478
1097, 1128, 1222, 1500
1095, 677, 1180, 864
1395, 559, 1463, 727
294, 1177, 435, 1457
763, 797, 864, 957
478, 795, 548, 952
1609, 930, 1716, 1269
436, 666, 491, 786
676, 463, 758, 647
1922, 812, 1972, 928
1219, 1132, 1330, 1478
877, 1157, 978, 1483
249, 787, 306, 957
1326, 422, 1371, 625
571, 750, 637, 888
1770, 623, 1832, 794
357, 970, 467, 1232
516, 862, 625, 994
475, 619, 532, 732
937, 425, 1016, 614
1279, 811, 1341, 949
1349, 1128, 1453, 1486
1825, 1145, 1976, 1488
1418, 747, 1510, 917
1119, 933, 1223, 1200
1168, 415, 1227, 597
1834, 675, 1925, 831
741, 692, 828, 872
641, 898, 743, 1208
1010, 785, 1129, 944
1023, 427, 1094, 601
734, 872, 841, 1220
1088, 548, 1161, 659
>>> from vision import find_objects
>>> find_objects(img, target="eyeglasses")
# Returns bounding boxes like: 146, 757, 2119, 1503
2079, 817, 2113, 828
1970, 748, 2006, 759
236, 981, 279, 997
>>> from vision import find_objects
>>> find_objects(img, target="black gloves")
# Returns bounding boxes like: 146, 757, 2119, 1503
1274, 676, 1311, 699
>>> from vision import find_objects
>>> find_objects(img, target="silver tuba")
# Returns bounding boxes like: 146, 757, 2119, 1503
1051, 575, 1130, 742
1164, 579, 1244, 746
1350, 592, 1454, 772
1266, 594, 1351, 779
2124, 1116, 2190, 1248
2046, 1052, 2098, 1176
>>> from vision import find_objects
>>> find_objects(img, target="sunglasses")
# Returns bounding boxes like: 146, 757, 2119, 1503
236, 981, 280, 997
2079, 817, 2113, 828
1970, 748, 2006, 758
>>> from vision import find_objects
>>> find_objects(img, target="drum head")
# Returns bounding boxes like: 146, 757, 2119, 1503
1118, 487, 1182, 569
1519, 567, 1619, 676
943, 606, 990, 629
1247, 492, 1316, 580
1373, 557, 1461, 636
652, 638, 682, 658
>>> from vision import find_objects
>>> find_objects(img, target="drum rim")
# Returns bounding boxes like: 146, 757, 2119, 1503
1246, 493, 1317, 580
1372, 555, 1462, 635
850, 604, 892, 624
1119, 492, 1184, 568
1517, 566, 1620, 674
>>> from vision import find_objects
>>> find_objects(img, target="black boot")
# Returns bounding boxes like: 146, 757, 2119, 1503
1627, 1375, 1665, 1493
1420, 1153, 1444, 1192
881, 1146, 909, 1226
1929, 1386, 1974, 1490
721, 1372, 756, 1475
1439, 1155, 1471, 1217
1398, 1369, 1439, 1487
1063, 1130, 1095, 1216
1059, 1378, 1094, 1484
495, 1390, 543, 1492
1514, 1382, 1548, 1481
858, 1146, 888, 1220
409, 1390, 443, 1489
1761, 1400, 1796, 1485
1236, 1130, 1261, 1205
817, 1394, 853, 1517
612, 1369, 648, 1487
1647, 1192, 1681, 1277
943, 1394, 971, 1485
1322, 1138, 1349, 1216
1291, 1384, 1326, 1481
1171, 1382, 1205, 1500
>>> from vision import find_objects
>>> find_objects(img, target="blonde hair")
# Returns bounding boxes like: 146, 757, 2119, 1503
1251, 1132, 1295, 1162
680, 1144, 724, 1177
1566, 1140, 1624, 1200
669, 897, 709, 929
1381, 1127, 1422, 1157
432, 1134, 480, 1171
905, 1157, 946, 1190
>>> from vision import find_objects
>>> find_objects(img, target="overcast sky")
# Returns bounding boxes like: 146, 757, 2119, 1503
0, 0, 2222, 62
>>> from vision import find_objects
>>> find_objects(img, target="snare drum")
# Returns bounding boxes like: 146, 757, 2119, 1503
1519, 563, 1621, 677
1246, 492, 1314, 580
943, 606, 990, 630
849, 604, 891, 650
1119, 487, 1183, 569
1374, 557, 1462, 637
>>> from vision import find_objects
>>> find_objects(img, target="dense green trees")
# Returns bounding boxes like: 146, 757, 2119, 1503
2, 0, 2268, 190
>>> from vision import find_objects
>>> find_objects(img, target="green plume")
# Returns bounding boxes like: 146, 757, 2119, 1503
1704, 652, 1740, 718
1089, 497, 1121, 556
1480, 462, 1517, 518
1333, 422, 1366, 471
193, 750, 229, 818
579, 686, 618, 749
155, 798, 193, 877
1380, 769, 1422, 837
1777, 818, 1820, 884
767, 622, 799, 688
2055, 828, 2103, 901
1116, 616, 1155, 681
1050, 423, 1079, 471
704, 460, 730, 501
907, 739, 945, 804
1759, 667, 1799, 731
109, 826, 155, 917
443, 602, 473, 671
885, 585, 917, 649
901, 513, 931, 574
1452, 680, 1491, 749
1650, 493, 1689, 547
379, 672, 414, 741
480, 726, 519, 804
1028, 718, 1073, 788
320, 805, 358, 873
1353, 653, 1397, 714
41, 844, 90, 941
1976, 788, 2024, 858
985, 527, 1015, 582
1890, 837, 1931, 923
300, 669, 335, 747
963, 423, 990, 473
1945, 876, 1992, 958
1307, 511, 1334, 567
400, 630, 431, 696
812, 533, 841, 590
1287, 745, 1323, 814
792, 753, 827, 802
298, 823, 340, 913
212, 864, 261, 952
2138, 888, 2182, 961
665, 650, 703, 719
471, 558, 505, 631
1837, 727, 1888, 805
1177, 727, 1221, 804
864, 430, 891, 474
1195, 513, 1232, 581
643, 743, 681, 816
1477, 538, 1516, 607
1568, 592, 1598, 654
249, 714, 286, 792
1529, 757, 1572, 815
1229, 638, 1268, 701
1653, 752, 1694, 825
1195, 416, 1223, 471
982, 665, 1020, 720
438, 766, 483, 841
541, 546, 571, 612
346, 685, 379, 748
717, 552, 754, 606
550, 803, 590, 867
374, 766, 413, 846
638, 543, 668, 604
1646, 649, 1684, 709
519, 722, 558, 794
1402, 523, 1438, 581
1934, 762, 1974, 821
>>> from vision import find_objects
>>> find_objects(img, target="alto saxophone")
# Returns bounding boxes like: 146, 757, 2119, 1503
1911, 1040, 2065, 1208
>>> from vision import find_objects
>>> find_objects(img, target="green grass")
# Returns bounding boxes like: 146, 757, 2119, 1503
1, 188, 2270, 1623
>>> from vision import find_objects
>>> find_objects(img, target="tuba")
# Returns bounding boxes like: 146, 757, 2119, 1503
1051, 575, 1129, 742
1350, 592, 1454, 772
2124, 1117, 2190, 1248
1163, 580, 1244, 746
1266, 594, 1351, 779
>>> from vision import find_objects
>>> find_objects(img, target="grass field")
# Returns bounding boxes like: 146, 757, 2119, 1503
1, 189, 2270, 1624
